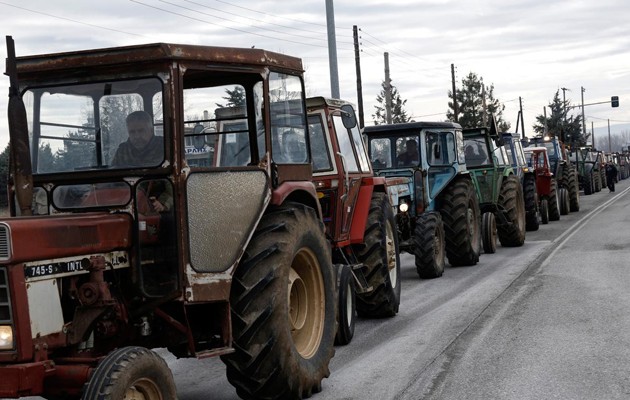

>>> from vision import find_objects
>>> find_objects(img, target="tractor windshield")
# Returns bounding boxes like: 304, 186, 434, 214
463, 137, 490, 167
25, 77, 165, 174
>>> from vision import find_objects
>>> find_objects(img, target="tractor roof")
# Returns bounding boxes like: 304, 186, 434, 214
10, 42, 304, 76
363, 121, 461, 136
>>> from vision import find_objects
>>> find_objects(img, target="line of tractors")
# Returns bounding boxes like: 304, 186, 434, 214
0, 38, 610, 399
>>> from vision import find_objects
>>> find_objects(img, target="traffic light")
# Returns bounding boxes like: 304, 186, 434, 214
611, 95, 619, 107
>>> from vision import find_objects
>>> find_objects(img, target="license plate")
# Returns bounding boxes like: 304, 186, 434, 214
25, 260, 86, 278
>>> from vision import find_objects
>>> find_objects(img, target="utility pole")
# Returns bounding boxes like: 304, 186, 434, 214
325, 0, 340, 98
384, 52, 392, 124
608, 119, 611, 152
543, 106, 548, 135
519, 97, 525, 138
581, 86, 586, 138
592, 121, 595, 148
451, 63, 459, 123
481, 84, 488, 126
352, 26, 364, 128
561, 87, 569, 125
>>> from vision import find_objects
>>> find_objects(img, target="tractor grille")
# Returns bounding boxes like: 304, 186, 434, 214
0, 268, 11, 323
0, 224, 10, 260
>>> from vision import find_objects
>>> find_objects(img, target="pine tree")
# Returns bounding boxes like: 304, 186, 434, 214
447, 72, 511, 131
532, 90, 585, 146
217, 86, 246, 108
372, 80, 411, 125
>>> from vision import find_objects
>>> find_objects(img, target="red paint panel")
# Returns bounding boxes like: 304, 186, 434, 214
6, 213, 132, 263
349, 184, 375, 243
0, 362, 46, 397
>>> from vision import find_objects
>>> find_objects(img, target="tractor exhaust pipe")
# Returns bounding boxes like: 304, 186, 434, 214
5, 36, 33, 215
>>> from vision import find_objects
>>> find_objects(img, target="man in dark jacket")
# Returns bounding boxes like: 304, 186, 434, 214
605, 162, 618, 192
112, 110, 163, 168
113, 110, 170, 211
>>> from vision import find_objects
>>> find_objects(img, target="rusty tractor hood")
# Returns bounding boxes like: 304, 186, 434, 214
0, 212, 132, 264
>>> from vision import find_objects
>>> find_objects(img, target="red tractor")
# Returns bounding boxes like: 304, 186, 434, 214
306, 97, 400, 345
1, 38, 337, 399
523, 146, 559, 224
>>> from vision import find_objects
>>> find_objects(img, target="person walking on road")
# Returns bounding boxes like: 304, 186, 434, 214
605, 162, 618, 192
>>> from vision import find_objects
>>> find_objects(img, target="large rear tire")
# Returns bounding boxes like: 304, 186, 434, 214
82, 346, 176, 400
438, 178, 481, 266
335, 264, 355, 346
567, 168, 580, 211
482, 212, 497, 254
583, 173, 593, 195
594, 171, 602, 192
497, 175, 526, 247
413, 212, 445, 279
353, 192, 401, 318
222, 203, 335, 400
548, 180, 560, 221
523, 174, 539, 232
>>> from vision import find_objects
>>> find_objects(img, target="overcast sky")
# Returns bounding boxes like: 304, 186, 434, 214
1, 0, 629, 149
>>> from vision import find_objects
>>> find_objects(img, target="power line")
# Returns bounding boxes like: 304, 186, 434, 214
130, 0, 332, 49
586, 115, 630, 124
173, 0, 354, 46
0, 1, 145, 37
213, 0, 352, 31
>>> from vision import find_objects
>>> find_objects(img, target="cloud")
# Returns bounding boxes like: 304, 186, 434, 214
1, 0, 630, 150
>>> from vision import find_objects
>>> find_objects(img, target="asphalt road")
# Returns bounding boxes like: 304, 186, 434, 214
167, 178, 630, 400
10, 178, 630, 400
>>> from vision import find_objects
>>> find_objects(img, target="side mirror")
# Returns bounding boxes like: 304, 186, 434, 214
340, 104, 357, 129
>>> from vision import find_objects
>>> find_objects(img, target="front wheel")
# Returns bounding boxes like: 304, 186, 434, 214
524, 174, 539, 232
82, 346, 176, 400
353, 192, 401, 318
413, 212, 445, 279
568, 168, 580, 212
549, 180, 561, 221
540, 199, 549, 224
559, 187, 570, 216
482, 212, 497, 254
222, 203, 335, 400
335, 264, 356, 346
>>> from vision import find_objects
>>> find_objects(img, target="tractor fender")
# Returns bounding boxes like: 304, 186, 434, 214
271, 181, 322, 220
349, 183, 376, 243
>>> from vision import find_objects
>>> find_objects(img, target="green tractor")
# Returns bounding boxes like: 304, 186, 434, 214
569, 146, 603, 195
463, 118, 526, 254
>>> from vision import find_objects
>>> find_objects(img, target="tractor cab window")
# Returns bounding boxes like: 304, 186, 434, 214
182, 74, 265, 168
370, 138, 392, 169
135, 178, 177, 297
25, 78, 165, 173
493, 144, 510, 166
425, 131, 456, 166
395, 136, 420, 167
270, 73, 309, 165
513, 140, 527, 167
333, 115, 370, 173
463, 138, 490, 167
308, 114, 333, 172
543, 142, 556, 158
334, 117, 360, 172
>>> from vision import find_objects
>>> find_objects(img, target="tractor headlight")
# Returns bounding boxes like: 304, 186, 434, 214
399, 202, 409, 213
0, 325, 13, 350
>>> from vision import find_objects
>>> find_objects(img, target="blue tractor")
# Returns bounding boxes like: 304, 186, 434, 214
364, 122, 481, 279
